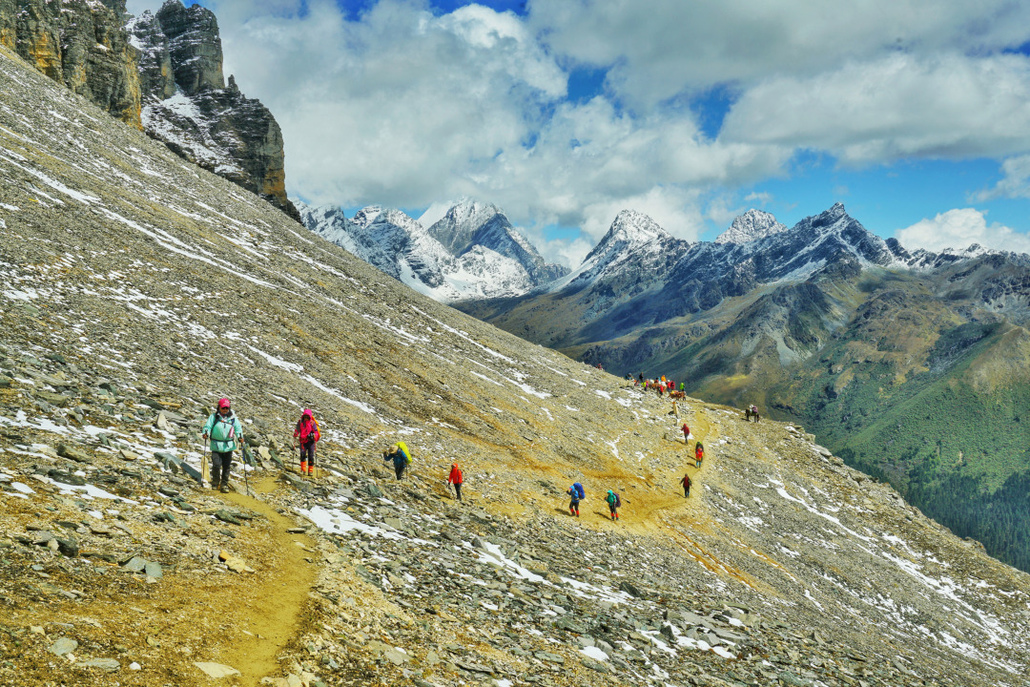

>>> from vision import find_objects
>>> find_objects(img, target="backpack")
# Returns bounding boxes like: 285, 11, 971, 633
298, 415, 320, 443
614, 492, 621, 508
397, 441, 411, 464
573, 482, 585, 500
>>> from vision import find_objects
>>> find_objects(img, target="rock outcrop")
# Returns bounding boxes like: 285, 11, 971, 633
0, 0, 141, 127
130, 0, 300, 222
0, 0, 298, 222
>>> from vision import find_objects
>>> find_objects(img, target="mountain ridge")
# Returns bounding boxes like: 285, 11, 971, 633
299, 200, 569, 302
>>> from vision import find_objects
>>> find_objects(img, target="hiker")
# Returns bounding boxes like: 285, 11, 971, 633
680, 473, 691, 497
201, 397, 243, 493
695, 441, 704, 467
681, 423, 690, 443
567, 482, 584, 517
447, 462, 463, 501
292, 408, 320, 477
605, 489, 620, 520
383, 442, 410, 480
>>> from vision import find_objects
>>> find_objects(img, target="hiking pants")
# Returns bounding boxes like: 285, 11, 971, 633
609, 503, 617, 517
453, 482, 462, 501
394, 461, 406, 480
569, 498, 580, 513
299, 441, 316, 466
211, 451, 232, 485
683, 484, 690, 497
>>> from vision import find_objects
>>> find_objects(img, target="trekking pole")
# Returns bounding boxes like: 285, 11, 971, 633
201, 440, 210, 488
243, 444, 251, 496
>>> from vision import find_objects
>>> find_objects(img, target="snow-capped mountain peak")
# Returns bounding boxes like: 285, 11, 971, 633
299, 201, 566, 302
597, 209, 670, 250
545, 210, 682, 293
427, 199, 503, 255
716, 209, 787, 245
352, 205, 385, 228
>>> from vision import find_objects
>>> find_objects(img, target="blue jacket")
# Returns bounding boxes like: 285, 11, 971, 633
384, 448, 407, 468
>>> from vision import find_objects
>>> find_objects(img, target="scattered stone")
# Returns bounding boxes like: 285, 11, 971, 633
76, 658, 120, 672
49, 637, 78, 656
56, 443, 92, 464
194, 662, 241, 678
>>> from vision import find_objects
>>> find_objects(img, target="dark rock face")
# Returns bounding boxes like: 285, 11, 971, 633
128, 10, 174, 101
154, 0, 222, 96
130, 0, 299, 222
0, 0, 141, 127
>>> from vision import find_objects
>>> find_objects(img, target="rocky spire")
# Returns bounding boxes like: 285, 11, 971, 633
155, 0, 224, 95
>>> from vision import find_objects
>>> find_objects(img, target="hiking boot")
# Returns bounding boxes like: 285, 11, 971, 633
219, 481, 229, 493
300, 461, 308, 475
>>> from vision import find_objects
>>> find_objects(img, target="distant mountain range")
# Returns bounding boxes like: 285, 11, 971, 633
451, 202, 1030, 572
297, 200, 568, 301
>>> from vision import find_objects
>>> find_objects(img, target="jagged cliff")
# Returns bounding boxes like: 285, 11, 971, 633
0, 0, 298, 222
0, 0, 141, 128
129, 0, 300, 222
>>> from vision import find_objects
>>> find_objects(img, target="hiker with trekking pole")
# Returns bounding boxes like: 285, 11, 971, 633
292, 408, 321, 478
201, 398, 243, 493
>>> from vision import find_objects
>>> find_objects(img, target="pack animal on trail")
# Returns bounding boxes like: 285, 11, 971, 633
744, 405, 761, 423
669, 390, 685, 399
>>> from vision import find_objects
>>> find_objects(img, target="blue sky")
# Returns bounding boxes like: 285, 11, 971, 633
126, 0, 1030, 264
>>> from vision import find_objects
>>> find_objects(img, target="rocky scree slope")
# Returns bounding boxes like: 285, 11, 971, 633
1, 45, 1030, 687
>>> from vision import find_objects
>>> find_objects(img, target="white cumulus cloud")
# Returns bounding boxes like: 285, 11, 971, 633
896, 208, 1030, 254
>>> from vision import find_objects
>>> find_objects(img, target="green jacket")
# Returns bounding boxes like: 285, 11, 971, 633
202, 411, 243, 453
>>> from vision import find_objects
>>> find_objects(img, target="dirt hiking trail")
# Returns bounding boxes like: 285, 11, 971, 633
6, 476, 317, 687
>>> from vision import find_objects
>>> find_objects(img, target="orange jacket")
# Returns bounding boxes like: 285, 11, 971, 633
448, 465, 463, 484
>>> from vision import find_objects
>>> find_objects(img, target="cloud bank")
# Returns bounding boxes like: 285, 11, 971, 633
126, 0, 1030, 258
897, 208, 1030, 254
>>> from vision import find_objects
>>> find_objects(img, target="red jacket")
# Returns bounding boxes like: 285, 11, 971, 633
294, 416, 320, 444
681, 474, 691, 487
448, 465, 463, 484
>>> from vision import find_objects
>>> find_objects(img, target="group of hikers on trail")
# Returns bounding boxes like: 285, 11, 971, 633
203, 399, 699, 515
201, 398, 471, 502
635, 373, 683, 396
566, 482, 622, 521
680, 423, 703, 465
